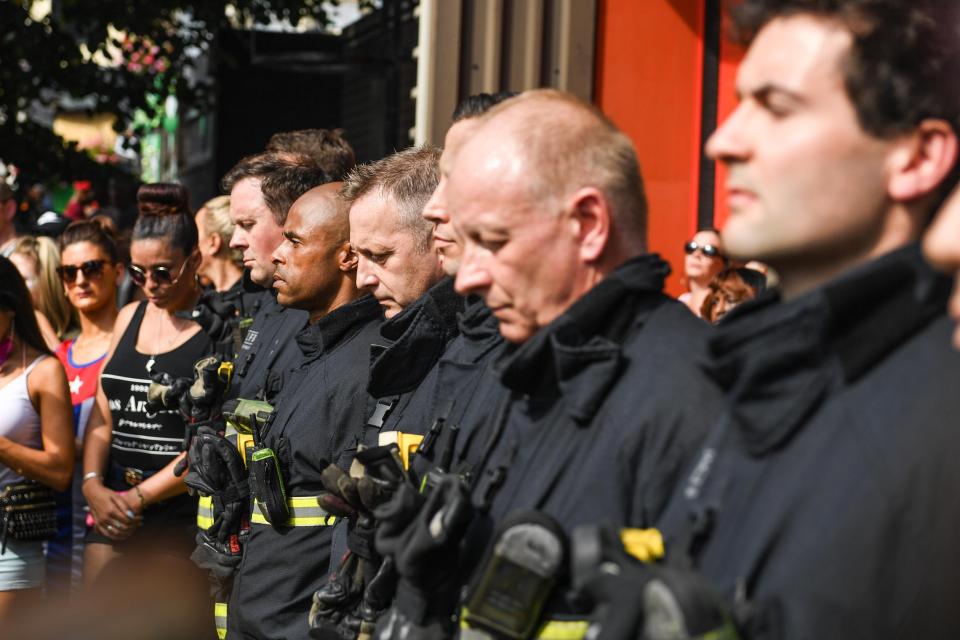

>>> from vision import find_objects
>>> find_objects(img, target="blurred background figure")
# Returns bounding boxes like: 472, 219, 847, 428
81, 183, 210, 588
0, 258, 74, 623
1, 182, 20, 258
700, 267, 766, 324
9, 236, 75, 349
64, 181, 99, 222
6, 550, 212, 640
679, 227, 727, 317
194, 195, 243, 294
48, 220, 124, 597
17, 184, 52, 235
31, 211, 71, 239
743, 259, 780, 289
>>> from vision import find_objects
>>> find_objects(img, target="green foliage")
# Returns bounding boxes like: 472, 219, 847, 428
1, 0, 371, 186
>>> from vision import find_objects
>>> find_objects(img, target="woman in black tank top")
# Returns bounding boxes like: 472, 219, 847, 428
81, 184, 213, 586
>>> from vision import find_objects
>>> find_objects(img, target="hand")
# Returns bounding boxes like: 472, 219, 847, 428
121, 487, 145, 517
374, 475, 471, 589
83, 480, 140, 541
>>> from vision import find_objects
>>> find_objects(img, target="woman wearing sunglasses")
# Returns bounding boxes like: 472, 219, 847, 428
0, 258, 74, 621
81, 183, 212, 586
678, 227, 727, 318
47, 220, 123, 596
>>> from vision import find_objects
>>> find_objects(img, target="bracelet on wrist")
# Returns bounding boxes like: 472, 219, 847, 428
82, 471, 102, 484
133, 485, 146, 511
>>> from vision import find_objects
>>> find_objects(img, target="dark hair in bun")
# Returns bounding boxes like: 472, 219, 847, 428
59, 218, 120, 263
132, 183, 198, 253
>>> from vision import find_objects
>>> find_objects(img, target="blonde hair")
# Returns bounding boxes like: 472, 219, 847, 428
12, 236, 76, 339
199, 195, 242, 265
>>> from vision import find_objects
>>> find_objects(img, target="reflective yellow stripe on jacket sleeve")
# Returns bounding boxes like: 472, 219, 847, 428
214, 601, 228, 639
250, 496, 337, 526
197, 495, 215, 530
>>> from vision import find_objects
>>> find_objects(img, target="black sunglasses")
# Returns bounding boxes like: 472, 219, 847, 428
684, 240, 723, 259
127, 260, 188, 287
58, 260, 108, 284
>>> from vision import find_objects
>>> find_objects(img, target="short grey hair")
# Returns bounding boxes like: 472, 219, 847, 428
340, 146, 441, 252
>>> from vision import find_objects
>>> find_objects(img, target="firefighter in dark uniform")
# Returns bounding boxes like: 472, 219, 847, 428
310, 134, 522, 637
580, 3, 960, 638
317, 147, 448, 585
351, 96, 519, 486
192, 153, 329, 638
227, 183, 382, 640
315, 279, 459, 639
342, 148, 453, 457
373, 90, 723, 640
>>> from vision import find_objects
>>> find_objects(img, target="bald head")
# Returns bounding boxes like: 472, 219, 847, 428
447, 89, 649, 343
290, 182, 350, 243
272, 181, 361, 315
455, 89, 648, 251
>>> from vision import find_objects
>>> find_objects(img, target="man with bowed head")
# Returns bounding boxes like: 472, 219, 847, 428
373, 89, 721, 638
345, 146, 446, 320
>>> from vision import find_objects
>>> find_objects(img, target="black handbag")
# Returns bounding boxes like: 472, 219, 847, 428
0, 481, 58, 554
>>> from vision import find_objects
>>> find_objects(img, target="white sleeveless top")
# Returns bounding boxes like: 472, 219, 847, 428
0, 356, 45, 489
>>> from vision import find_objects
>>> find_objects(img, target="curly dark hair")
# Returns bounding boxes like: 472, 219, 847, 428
730, 0, 960, 140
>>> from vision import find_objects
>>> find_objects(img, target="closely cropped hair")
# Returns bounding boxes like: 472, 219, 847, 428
59, 218, 120, 264
0, 257, 51, 355
483, 89, 649, 251
260, 163, 333, 225
11, 236, 75, 339
198, 196, 242, 265
730, 0, 960, 196
266, 129, 357, 180
452, 92, 518, 122
133, 183, 198, 254
340, 146, 441, 252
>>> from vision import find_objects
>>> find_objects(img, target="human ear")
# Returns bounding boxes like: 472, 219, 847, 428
888, 119, 958, 202
338, 242, 358, 272
567, 187, 610, 263
208, 231, 222, 256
